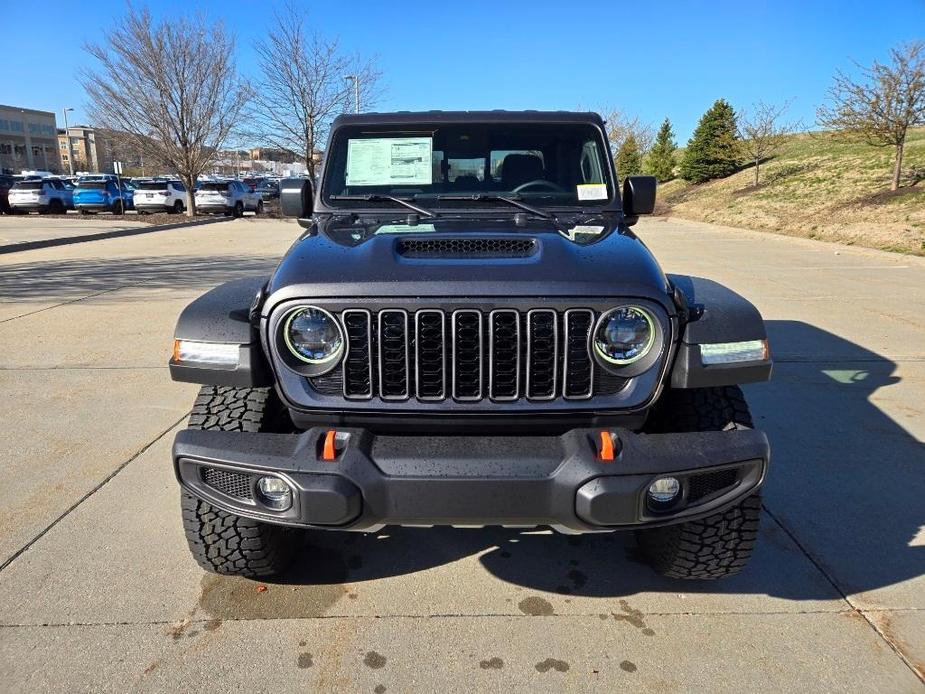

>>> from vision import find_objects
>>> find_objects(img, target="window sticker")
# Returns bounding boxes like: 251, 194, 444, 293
576, 183, 608, 200
346, 137, 433, 186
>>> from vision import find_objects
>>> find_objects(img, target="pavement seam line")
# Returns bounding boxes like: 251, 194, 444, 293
0, 285, 126, 324
3, 608, 905, 628
763, 503, 925, 685
0, 413, 189, 574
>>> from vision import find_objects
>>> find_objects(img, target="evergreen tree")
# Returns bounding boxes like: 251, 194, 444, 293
679, 99, 740, 183
615, 133, 643, 182
645, 118, 677, 182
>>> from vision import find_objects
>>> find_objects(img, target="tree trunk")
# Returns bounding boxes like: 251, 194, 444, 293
754, 157, 760, 187
891, 142, 904, 192
183, 176, 196, 217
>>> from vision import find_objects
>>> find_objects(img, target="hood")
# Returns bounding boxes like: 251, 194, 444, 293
265, 216, 670, 309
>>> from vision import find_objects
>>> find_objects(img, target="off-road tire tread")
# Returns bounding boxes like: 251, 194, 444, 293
181, 385, 298, 577
637, 494, 761, 579
638, 385, 761, 579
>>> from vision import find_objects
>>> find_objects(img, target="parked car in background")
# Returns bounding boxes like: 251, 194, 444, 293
134, 179, 188, 213
8, 178, 73, 214
72, 177, 130, 214
0, 174, 14, 214
256, 180, 279, 201
241, 177, 267, 192
194, 180, 262, 217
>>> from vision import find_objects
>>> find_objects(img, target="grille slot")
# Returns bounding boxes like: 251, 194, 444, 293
397, 237, 536, 258
452, 310, 483, 400
688, 468, 739, 502
563, 309, 594, 399
489, 310, 520, 401
378, 310, 410, 399
201, 467, 253, 501
342, 309, 373, 398
415, 310, 446, 400
526, 309, 558, 400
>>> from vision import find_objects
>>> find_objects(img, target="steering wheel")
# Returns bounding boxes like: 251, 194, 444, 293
512, 179, 566, 193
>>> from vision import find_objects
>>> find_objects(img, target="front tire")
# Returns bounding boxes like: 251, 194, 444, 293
171, 200, 184, 214
233, 201, 244, 218
180, 386, 299, 578
636, 386, 762, 580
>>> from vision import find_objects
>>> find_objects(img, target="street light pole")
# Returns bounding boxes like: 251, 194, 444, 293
62, 107, 74, 176
345, 75, 359, 113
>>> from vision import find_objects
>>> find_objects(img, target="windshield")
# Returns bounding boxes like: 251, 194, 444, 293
76, 181, 108, 189
323, 121, 613, 209
12, 181, 44, 190
137, 181, 170, 190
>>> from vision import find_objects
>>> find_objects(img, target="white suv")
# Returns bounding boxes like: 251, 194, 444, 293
8, 178, 73, 214
194, 180, 262, 217
134, 180, 188, 214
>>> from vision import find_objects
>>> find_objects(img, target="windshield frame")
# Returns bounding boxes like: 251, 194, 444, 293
318, 118, 621, 216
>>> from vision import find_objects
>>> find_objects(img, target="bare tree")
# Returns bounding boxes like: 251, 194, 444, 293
737, 100, 798, 186
250, 4, 383, 178
599, 108, 655, 155
81, 8, 251, 215
817, 41, 925, 191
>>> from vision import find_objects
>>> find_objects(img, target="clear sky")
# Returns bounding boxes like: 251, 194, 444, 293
3, 0, 922, 142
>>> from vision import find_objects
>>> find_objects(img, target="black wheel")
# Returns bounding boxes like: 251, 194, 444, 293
636, 386, 761, 580
233, 201, 244, 218
255, 200, 264, 215
171, 200, 183, 214
111, 199, 124, 215
180, 386, 299, 578
49, 199, 65, 214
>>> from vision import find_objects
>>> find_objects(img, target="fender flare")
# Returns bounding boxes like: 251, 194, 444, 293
667, 274, 772, 388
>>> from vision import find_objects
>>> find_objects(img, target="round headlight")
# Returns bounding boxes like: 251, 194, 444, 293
594, 306, 656, 366
283, 306, 344, 364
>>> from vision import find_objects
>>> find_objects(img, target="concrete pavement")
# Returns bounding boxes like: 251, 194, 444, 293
0, 216, 922, 691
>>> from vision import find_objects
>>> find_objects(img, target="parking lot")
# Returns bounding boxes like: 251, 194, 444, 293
0, 214, 922, 692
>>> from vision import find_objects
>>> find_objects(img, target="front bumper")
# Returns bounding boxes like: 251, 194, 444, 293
75, 203, 113, 211
174, 427, 768, 533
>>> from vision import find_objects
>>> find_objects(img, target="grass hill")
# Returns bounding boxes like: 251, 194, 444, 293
657, 128, 925, 255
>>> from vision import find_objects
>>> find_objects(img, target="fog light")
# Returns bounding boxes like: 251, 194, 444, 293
256, 476, 293, 511
647, 477, 681, 504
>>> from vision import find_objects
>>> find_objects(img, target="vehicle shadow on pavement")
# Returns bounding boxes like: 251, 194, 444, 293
0, 256, 280, 300
273, 320, 924, 601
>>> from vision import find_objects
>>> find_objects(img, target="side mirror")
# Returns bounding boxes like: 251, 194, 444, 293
280, 177, 313, 219
621, 175, 657, 225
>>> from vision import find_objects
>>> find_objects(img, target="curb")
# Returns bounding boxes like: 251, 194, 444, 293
0, 216, 233, 255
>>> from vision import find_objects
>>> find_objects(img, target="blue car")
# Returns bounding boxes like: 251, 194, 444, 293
72, 177, 133, 214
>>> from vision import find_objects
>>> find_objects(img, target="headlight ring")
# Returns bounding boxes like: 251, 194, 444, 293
279, 305, 345, 375
592, 305, 663, 375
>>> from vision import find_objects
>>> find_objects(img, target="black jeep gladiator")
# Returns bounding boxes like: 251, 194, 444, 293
169, 111, 772, 580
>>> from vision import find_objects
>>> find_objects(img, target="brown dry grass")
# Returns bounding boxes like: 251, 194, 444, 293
658, 128, 925, 255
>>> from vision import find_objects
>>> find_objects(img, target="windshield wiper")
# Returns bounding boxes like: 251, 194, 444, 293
330, 194, 436, 218
436, 193, 555, 222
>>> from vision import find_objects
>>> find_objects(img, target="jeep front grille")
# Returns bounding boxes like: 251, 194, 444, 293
333, 308, 608, 403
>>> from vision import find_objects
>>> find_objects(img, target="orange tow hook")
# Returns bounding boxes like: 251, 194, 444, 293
322, 430, 338, 461
598, 431, 616, 462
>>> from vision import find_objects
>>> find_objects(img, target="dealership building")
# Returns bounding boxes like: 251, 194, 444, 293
0, 104, 61, 173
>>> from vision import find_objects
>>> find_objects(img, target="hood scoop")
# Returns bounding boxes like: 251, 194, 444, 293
396, 237, 538, 259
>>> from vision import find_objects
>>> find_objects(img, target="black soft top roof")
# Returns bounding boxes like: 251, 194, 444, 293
331, 110, 606, 128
